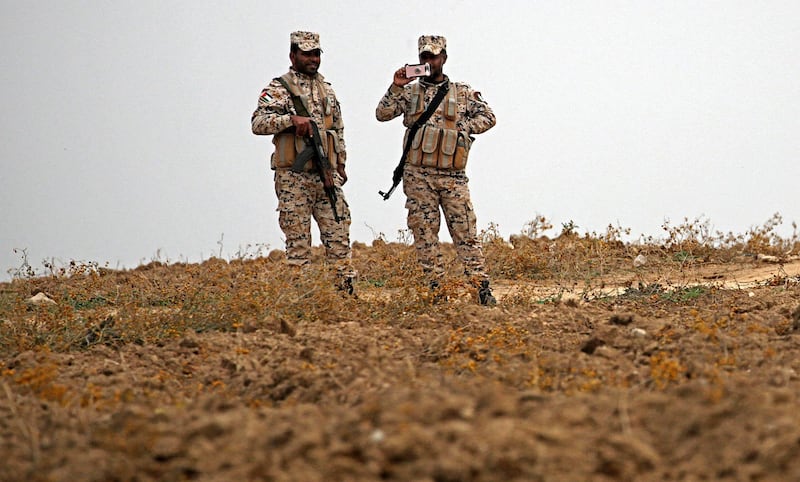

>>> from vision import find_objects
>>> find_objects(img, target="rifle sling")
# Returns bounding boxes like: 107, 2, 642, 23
379, 81, 450, 200
275, 76, 311, 117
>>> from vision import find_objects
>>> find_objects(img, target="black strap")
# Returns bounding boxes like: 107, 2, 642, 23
379, 81, 450, 200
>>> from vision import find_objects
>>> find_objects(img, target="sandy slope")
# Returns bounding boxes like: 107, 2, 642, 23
1, 256, 799, 481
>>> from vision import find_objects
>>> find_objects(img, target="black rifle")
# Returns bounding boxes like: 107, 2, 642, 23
293, 121, 341, 223
379, 81, 450, 200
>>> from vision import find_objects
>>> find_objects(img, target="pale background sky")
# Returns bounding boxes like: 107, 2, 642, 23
2, 1, 798, 279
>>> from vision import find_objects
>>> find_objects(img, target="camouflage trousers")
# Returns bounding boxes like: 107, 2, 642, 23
274, 169, 355, 278
402, 164, 488, 283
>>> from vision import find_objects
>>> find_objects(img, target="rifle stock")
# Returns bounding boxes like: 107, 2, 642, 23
378, 163, 404, 200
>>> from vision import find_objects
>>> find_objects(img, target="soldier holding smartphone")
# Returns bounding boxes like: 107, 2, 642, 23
376, 35, 497, 305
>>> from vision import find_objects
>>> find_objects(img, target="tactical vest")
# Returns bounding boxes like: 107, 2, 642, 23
404, 82, 473, 170
271, 72, 341, 171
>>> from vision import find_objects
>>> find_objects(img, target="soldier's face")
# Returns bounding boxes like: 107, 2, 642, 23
419, 51, 446, 78
290, 49, 321, 76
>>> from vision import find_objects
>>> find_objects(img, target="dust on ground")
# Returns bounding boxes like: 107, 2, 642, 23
1, 254, 799, 481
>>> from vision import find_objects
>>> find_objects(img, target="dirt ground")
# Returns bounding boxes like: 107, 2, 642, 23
1, 255, 800, 481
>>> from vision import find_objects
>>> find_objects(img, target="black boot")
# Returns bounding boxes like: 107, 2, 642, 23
338, 277, 356, 297
478, 280, 497, 306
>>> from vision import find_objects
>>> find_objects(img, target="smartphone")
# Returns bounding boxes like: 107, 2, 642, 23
404, 63, 431, 78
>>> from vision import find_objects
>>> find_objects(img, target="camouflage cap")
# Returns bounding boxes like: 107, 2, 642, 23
290, 31, 322, 52
418, 35, 446, 55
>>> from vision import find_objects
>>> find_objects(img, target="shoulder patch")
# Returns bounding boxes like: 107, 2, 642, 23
473, 91, 485, 102
260, 91, 274, 102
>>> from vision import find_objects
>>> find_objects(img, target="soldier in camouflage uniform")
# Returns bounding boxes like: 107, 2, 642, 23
251, 31, 356, 294
376, 35, 497, 305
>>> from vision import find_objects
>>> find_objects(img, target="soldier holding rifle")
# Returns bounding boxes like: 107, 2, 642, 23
252, 31, 356, 295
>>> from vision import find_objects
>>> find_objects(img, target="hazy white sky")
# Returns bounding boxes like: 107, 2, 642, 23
2, 1, 798, 278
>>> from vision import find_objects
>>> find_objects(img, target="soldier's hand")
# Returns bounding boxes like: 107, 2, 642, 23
392, 67, 413, 87
291, 115, 313, 137
337, 164, 348, 185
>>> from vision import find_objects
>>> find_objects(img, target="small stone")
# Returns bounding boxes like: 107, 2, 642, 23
757, 253, 781, 263
26, 292, 56, 306
630, 328, 647, 338
594, 345, 621, 359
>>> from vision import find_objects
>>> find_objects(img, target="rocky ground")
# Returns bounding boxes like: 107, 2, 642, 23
1, 245, 799, 481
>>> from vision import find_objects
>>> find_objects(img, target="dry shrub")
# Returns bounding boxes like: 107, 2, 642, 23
1, 214, 798, 356
660, 213, 799, 262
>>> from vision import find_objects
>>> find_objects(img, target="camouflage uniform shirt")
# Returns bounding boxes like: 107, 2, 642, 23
375, 75, 496, 146
252, 68, 347, 167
